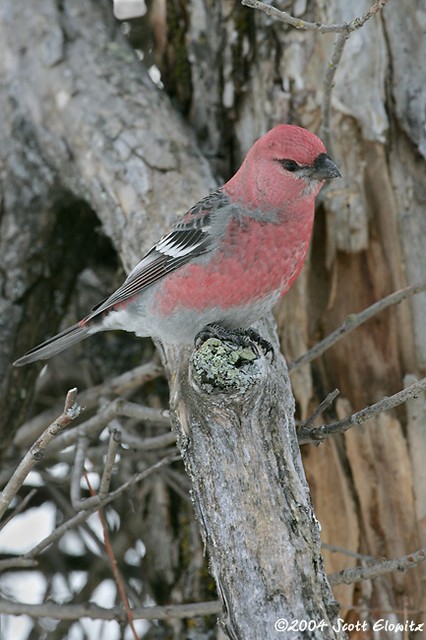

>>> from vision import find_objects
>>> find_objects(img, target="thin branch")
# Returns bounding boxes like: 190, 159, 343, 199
85, 472, 138, 640
25, 454, 179, 557
289, 282, 426, 372
70, 435, 89, 509
114, 400, 170, 425
0, 488, 37, 532
40, 470, 148, 609
299, 389, 340, 431
162, 466, 193, 503
99, 429, 121, 498
329, 548, 426, 586
243, 0, 389, 152
48, 401, 118, 454
0, 598, 221, 622
320, 32, 348, 151
241, 0, 389, 33
120, 429, 176, 451
298, 376, 426, 444
0, 389, 81, 521
40, 471, 108, 559
48, 398, 170, 455
322, 543, 377, 564
14, 361, 164, 447
0, 557, 39, 571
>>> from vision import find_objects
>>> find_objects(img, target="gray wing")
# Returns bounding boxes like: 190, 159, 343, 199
88, 189, 229, 318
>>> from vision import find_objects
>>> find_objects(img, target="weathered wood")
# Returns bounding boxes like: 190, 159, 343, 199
161, 320, 345, 639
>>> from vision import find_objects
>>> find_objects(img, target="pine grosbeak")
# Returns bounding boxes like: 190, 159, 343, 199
14, 125, 340, 366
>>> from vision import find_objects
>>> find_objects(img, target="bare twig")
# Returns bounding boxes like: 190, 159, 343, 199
41, 471, 108, 559
320, 32, 348, 151
40, 470, 145, 611
85, 472, 138, 640
299, 389, 340, 431
322, 543, 377, 564
48, 401, 118, 454
0, 389, 81, 520
99, 429, 121, 498
298, 376, 426, 444
114, 400, 170, 425
120, 429, 176, 451
0, 598, 221, 622
329, 548, 426, 586
48, 398, 170, 455
25, 454, 179, 557
162, 466, 193, 502
241, 0, 389, 33
0, 488, 37, 532
289, 282, 426, 372
242, 0, 389, 152
14, 361, 164, 447
0, 557, 39, 571
70, 435, 89, 509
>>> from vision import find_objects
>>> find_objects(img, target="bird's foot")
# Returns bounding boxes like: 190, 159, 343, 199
195, 323, 274, 360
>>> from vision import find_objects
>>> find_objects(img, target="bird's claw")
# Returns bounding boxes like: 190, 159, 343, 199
195, 323, 274, 360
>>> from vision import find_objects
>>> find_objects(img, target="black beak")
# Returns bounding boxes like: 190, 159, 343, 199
312, 153, 341, 180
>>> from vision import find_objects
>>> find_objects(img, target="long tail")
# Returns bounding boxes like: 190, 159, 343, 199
13, 322, 90, 367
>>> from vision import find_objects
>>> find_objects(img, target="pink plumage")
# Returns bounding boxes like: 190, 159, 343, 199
14, 125, 340, 366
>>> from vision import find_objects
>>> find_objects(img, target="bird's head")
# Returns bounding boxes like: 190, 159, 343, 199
225, 125, 340, 212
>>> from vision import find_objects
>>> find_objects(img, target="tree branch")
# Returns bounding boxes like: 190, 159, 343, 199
0, 389, 81, 520
241, 0, 389, 34
45, 397, 170, 457
23, 454, 179, 558
99, 429, 121, 498
0, 558, 39, 572
119, 429, 176, 451
289, 282, 426, 372
329, 548, 426, 586
70, 435, 89, 509
322, 543, 377, 564
298, 376, 426, 444
13, 361, 164, 448
85, 471, 138, 640
241, 0, 389, 153
0, 598, 221, 622
320, 32, 348, 152
0, 488, 37, 533
300, 389, 340, 430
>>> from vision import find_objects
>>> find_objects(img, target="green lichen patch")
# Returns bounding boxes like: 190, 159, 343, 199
191, 337, 262, 394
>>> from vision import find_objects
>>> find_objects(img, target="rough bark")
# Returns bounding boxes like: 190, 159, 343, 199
161, 319, 344, 639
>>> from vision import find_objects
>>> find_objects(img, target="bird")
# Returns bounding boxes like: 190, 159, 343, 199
13, 124, 340, 367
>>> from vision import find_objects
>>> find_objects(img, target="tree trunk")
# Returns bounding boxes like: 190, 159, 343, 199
161, 319, 343, 639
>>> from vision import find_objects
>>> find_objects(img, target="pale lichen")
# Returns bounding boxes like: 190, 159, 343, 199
191, 337, 262, 394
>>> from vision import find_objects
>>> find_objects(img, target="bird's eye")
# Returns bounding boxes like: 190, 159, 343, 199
281, 160, 299, 172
